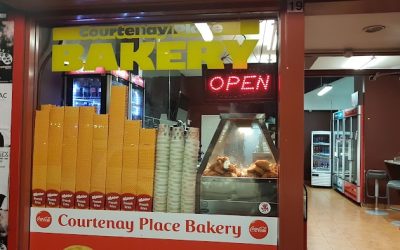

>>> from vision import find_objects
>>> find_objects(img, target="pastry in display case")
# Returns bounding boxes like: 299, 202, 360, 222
196, 114, 279, 217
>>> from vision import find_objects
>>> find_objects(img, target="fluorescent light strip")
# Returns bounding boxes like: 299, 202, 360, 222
195, 23, 213, 41
317, 85, 333, 96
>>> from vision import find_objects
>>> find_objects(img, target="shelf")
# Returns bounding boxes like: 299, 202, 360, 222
313, 153, 330, 157
74, 97, 101, 100
312, 169, 331, 172
313, 142, 330, 146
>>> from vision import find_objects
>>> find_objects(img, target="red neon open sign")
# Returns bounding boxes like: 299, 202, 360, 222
205, 74, 274, 100
208, 74, 271, 92
203, 64, 277, 101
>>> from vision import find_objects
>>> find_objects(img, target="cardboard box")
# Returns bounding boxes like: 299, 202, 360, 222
121, 120, 140, 211
74, 107, 95, 209
46, 107, 65, 208
137, 128, 156, 211
90, 114, 109, 210
41, 104, 54, 111
105, 86, 127, 210
138, 128, 156, 169
31, 110, 50, 207
60, 107, 79, 208
139, 128, 157, 146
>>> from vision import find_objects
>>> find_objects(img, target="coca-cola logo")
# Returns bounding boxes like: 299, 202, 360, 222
249, 220, 268, 239
36, 211, 52, 228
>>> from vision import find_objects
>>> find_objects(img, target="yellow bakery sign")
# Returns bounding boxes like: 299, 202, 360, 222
52, 21, 260, 72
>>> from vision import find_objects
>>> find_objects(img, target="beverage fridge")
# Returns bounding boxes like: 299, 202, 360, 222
311, 131, 331, 187
64, 70, 144, 121
332, 106, 364, 203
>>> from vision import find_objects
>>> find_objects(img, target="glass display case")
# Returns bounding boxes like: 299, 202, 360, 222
196, 114, 279, 217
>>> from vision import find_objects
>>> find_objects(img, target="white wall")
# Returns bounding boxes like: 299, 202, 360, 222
304, 76, 354, 111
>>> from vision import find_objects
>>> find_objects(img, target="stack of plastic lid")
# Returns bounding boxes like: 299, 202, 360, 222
181, 127, 200, 213
153, 124, 170, 212
167, 127, 185, 213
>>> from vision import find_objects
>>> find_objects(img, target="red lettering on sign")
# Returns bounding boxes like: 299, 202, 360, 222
209, 76, 224, 91
207, 74, 271, 95
226, 76, 240, 91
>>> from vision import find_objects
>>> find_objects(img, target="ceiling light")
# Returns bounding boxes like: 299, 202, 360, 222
195, 23, 213, 41
343, 56, 375, 70
238, 127, 253, 135
362, 25, 385, 33
317, 85, 333, 96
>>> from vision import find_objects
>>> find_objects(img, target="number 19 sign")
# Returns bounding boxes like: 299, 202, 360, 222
287, 0, 304, 13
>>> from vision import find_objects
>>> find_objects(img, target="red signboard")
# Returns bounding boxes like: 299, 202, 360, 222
29, 208, 278, 250
204, 64, 277, 101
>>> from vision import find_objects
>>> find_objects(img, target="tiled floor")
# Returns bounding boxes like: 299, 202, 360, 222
307, 186, 400, 250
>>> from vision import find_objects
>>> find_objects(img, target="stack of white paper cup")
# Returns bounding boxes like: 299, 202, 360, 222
181, 127, 200, 213
153, 124, 171, 212
167, 127, 185, 213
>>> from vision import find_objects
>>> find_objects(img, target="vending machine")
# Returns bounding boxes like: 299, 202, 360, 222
311, 131, 331, 187
332, 106, 364, 203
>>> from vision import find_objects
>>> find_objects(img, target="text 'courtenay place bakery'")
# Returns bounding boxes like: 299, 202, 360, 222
55, 214, 242, 238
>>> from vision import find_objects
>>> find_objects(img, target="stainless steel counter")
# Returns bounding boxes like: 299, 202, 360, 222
384, 160, 400, 166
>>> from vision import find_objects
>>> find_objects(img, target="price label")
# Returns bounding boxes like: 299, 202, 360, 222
287, 0, 304, 12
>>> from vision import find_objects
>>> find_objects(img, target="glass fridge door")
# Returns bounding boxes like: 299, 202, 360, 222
332, 119, 339, 176
131, 86, 144, 120
72, 77, 102, 114
343, 117, 351, 181
312, 133, 330, 172
337, 119, 344, 179
350, 116, 359, 184
344, 117, 352, 182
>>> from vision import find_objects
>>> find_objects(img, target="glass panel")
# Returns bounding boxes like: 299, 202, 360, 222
344, 117, 351, 181
312, 133, 330, 172
351, 116, 358, 184
337, 119, 344, 178
72, 77, 102, 114
206, 118, 277, 173
332, 119, 339, 175
131, 87, 143, 120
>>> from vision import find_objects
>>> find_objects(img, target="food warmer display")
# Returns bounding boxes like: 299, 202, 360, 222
196, 114, 279, 217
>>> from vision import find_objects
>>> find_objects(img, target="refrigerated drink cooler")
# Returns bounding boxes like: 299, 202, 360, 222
332, 106, 364, 203
196, 114, 279, 217
311, 131, 331, 187
64, 71, 144, 120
